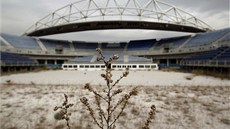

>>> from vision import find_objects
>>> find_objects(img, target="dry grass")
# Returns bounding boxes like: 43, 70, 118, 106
1, 84, 229, 129
191, 70, 230, 79
162, 68, 230, 79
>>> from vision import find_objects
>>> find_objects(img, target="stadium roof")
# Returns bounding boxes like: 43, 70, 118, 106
24, 0, 213, 36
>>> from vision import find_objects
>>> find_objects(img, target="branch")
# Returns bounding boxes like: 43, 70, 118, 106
109, 94, 130, 128
80, 97, 103, 129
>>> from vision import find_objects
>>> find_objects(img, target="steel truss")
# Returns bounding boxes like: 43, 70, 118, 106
24, 0, 213, 35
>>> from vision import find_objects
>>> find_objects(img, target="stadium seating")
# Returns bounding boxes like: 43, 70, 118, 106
40, 39, 71, 50
1, 33, 41, 50
73, 41, 98, 51
216, 47, 230, 60
0, 39, 6, 46
1, 52, 37, 65
128, 56, 151, 62
183, 28, 229, 47
155, 36, 190, 47
219, 33, 230, 42
187, 46, 228, 60
101, 42, 127, 51
71, 56, 94, 62
127, 39, 156, 51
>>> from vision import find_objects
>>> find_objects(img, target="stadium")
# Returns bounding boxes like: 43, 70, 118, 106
0, 0, 230, 129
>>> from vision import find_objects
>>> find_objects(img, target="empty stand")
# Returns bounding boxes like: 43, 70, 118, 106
40, 39, 71, 50
73, 41, 98, 51
128, 56, 151, 62
219, 33, 230, 42
181, 46, 230, 67
127, 39, 156, 51
71, 56, 94, 62
155, 36, 190, 47
216, 47, 230, 60
187, 46, 228, 60
101, 42, 126, 51
0, 39, 6, 46
1, 52, 37, 66
183, 28, 229, 47
1, 33, 41, 50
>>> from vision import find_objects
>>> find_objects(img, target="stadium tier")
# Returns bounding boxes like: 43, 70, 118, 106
69, 56, 94, 62
155, 36, 190, 47
73, 41, 98, 51
127, 39, 156, 51
0, 39, 6, 46
1, 52, 37, 66
215, 47, 230, 60
187, 47, 228, 60
101, 42, 127, 51
183, 28, 229, 47
128, 56, 151, 62
181, 46, 230, 66
39, 38, 71, 50
1, 28, 229, 53
1, 33, 41, 50
220, 33, 230, 42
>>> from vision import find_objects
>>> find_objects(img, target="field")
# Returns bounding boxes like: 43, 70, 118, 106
0, 70, 230, 129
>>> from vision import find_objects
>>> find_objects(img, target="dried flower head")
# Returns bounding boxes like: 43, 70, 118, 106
54, 94, 73, 129
129, 87, 139, 96
97, 57, 103, 61
84, 83, 92, 91
112, 55, 119, 60
112, 89, 123, 97
96, 48, 102, 53
142, 105, 156, 129
123, 68, 129, 77
80, 97, 88, 105
54, 109, 66, 120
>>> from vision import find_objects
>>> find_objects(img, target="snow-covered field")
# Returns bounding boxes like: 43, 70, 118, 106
0, 70, 230, 129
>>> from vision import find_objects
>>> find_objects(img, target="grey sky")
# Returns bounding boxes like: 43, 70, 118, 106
1, 0, 229, 41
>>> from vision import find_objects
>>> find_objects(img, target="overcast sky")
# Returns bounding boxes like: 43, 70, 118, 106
1, 0, 229, 41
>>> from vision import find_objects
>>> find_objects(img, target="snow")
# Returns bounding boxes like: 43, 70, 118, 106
0, 70, 230, 129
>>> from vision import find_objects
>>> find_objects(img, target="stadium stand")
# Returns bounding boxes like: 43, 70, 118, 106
181, 46, 230, 67
183, 28, 229, 47
0, 27, 229, 72
73, 41, 98, 51
128, 56, 151, 62
1, 33, 41, 50
155, 36, 190, 47
39, 38, 71, 50
219, 33, 230, 42
1, 52, 37, 66
215, 47, 230, 60
70, 56, 94, 62
186, 46, 228, 60
101, 42, 126, 51
127, 39, 156, 51
0, 39, 6, 46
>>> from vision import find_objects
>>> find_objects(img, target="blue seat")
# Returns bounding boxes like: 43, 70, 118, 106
1, 52, 37, 65
40, 38, 71, 50
184, 28, 229, 47
1, 33, 41, 50
127, 39, 156, 51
